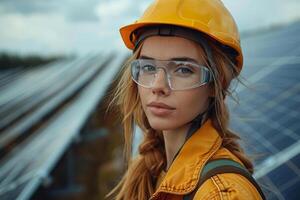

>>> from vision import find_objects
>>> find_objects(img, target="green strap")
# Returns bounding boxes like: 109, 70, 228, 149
200, 159, 244, 178
183, 159, 266, 200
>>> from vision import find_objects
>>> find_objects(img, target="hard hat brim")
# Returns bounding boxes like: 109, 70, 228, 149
120, 22, 243, 70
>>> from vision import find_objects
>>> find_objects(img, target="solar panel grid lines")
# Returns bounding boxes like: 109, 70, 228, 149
254, 138, 300, 178
0, 59, 72, 106
0, 54, 111, 148
0, 56, 95, 109
260, 175, 286, 200
241, 98, 299, 140
0, 52, 127, 200
240, 121, 279, 154
223, 23, 300, 199
259, 84, 300, 109
230, 65, 300, 146
0, 170, 42, 198
280, 174, 300, 192
236, 57, 300, 94
0, 57, 85, 109
242, 28, 300, 59
0, 125, 53, 183
259, 162, 300, 199
245, 55, 300, 67
0, 68, 25, 91
267, 163, 297, 193
0, 60, 78, 127
0, 180, 29, 200
237, 41, 300, 88
274, 161, 300, 188
238, 106, 298, 152
288, 120, 300, 136
0, 53, 110, 164
281, 179, 300, 200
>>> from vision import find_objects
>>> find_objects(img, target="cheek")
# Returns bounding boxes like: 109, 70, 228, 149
174, 89, 210, 121
138, 86, 148, 110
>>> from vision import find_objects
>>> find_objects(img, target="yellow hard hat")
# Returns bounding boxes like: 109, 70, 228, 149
119, 0, 243, 70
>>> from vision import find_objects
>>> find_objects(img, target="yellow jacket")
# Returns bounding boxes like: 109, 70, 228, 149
151, 120, 263, 200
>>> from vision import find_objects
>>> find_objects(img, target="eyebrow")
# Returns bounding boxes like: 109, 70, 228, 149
139, 55, 199, 63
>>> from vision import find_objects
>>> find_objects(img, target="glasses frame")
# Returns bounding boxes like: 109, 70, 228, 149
130, 59, 213, 91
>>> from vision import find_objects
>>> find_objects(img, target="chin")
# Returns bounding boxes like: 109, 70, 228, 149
147, 118, 181, 131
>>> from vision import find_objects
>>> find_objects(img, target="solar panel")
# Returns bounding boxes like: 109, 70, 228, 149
229, 21, 300, 199
0, 52, 127, 200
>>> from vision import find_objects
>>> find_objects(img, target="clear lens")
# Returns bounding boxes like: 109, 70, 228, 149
130, 59, 212, 90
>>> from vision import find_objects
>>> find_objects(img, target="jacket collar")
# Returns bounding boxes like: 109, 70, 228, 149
150, 119, 222, 199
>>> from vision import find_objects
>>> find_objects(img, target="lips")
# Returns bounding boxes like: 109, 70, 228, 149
147, 102, 175, 116
147, 102, 175, 109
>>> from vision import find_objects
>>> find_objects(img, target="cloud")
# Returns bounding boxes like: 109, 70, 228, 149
0, 0, 100, 22
94, 0, 150, 51
0, 13, 73, 55
0, 0, 60, 15
0, 0, 116, 55
62, 0, 100, 22
222, 0, 300, 31
0, 0, 300, 56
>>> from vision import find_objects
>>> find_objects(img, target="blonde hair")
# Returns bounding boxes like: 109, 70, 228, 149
107, 40, 253, 200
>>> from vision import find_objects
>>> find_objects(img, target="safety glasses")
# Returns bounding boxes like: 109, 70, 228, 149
130, 59, 212, 91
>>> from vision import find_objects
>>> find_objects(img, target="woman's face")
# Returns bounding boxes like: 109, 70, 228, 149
138, 36, 211, 131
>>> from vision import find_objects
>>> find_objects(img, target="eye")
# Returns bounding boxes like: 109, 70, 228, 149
141, 64, 156, 73
175, 65, 194, 74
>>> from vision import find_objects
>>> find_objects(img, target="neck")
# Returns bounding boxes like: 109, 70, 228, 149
162, 123, 191, 171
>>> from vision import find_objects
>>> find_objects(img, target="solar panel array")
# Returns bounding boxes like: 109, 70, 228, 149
228, 22, 300, 200
0, 52, 127, 200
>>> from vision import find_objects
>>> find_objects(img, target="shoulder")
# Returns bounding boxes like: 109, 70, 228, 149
193, 173, 263, 200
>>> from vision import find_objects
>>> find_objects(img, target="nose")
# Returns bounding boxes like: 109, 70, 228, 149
151, 69, 171, 96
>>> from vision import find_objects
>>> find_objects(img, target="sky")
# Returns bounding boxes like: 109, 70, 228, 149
0, 0, 300, 56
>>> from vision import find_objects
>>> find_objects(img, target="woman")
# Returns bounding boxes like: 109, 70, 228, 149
108, 0, 265, 199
